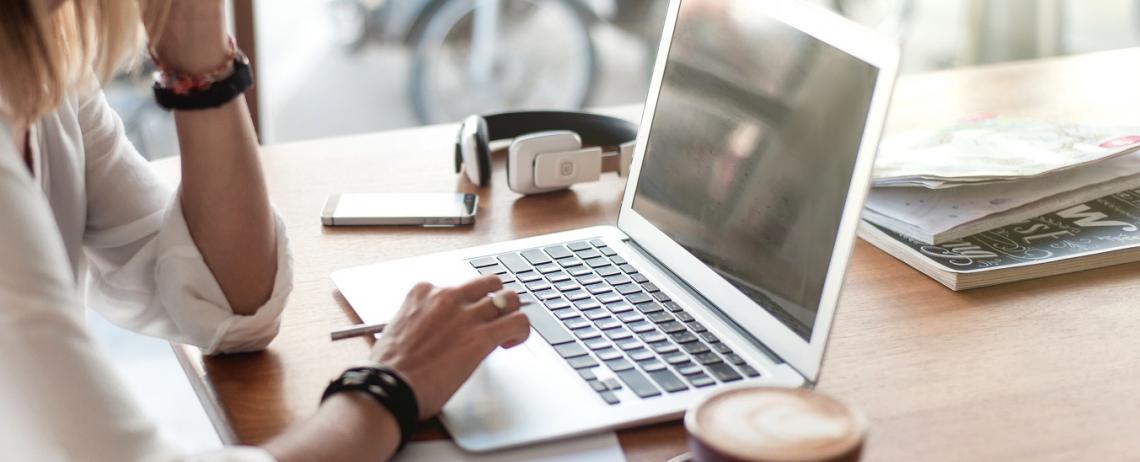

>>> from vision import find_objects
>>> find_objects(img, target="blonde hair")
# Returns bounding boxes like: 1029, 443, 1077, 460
0, 0, 168, 122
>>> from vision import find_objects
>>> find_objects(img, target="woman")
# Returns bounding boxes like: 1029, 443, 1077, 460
0, 0, 529, 460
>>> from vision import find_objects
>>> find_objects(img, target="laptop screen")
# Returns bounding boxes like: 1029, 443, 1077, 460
631, 0, 879, 340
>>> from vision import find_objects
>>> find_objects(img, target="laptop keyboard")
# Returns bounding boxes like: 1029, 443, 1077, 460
467, 239, 760, 406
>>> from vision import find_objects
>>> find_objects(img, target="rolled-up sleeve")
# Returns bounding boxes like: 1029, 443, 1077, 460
78, 79, 292, 354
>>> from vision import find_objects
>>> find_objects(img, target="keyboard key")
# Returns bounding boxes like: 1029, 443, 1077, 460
583, 309, 610, 321
595, 265, 621, 277
712, 344, 734, 355
725, 354, 746, 365
497, 253, 532, 274
552, 309, 578, 320
605, 302, 634, 314
628, 348, 654, 361
614, 283, 640, 295
574, 327, 601, 340
536, 263, 561, 274
699, 332, 720, 343
671, 331, 698, 344
639, 360, 667, 372
477, 264, 506, 275
576, 249, 601, 260
627, 292, 652, 304
602, 377, 623, 391
589, 239, 606, 247
521, 249, 553, 265
604, 327, 633, 340
564, 317, 590, 330
567, 355, 598, 369
647, 312, 674, 324
636, 302, 663, 314
599, 390, 620, 405
648, 370, 688, 393
496, 273, 515, 284
519, 294, 537, 306
567, 241, 592, 251
598, 246, 617, 256
516, 271, 543, 282
663, 353, 690, 365
564, 290, 590, 301
676, 363, 703, 376
616, 338, 642, 350
597, 292, 623, 304
502, 282, 525, 294
739, 365, 760, 377
568, 266, 593, 277
586, 283, 611, 295
535, 290, 560, 301
547, 273, 572, 285
606, 358, 634, 372
659, 321, 687, 334
584, 338, 612, 350
554, 281, 580, 292
694, 352, 724, 365
650, 341, 678, 354
470, 257, 498, 268
687, 321, 707, 333
576, 274, 603, 286
545, 298, 570, 310
557, 258, 583, 268
578, 369, 597, 380
584, 257, 609, 268
589, 380, 607, 392
526, 281, 551, 292
681, 342, 710, 355
675, 312, 694, 322
575, 299, 601, 311
619, 264, 637, 274
615, 369, 662, 398
662, 301, 684, 312
618, 312, 645, 324
688, 373, 716, 387
639, 331, 666, 343
544, 245, 574, 259
595, 317, 621, 330
554, 342, 588, 358
641, 282, 660, 293
631, 273, 649, 283
708, 363, 743, 382
596, 348, 623, 361
653, 292, 671, 302
628, 321, 656, 333
605, 274, 631, 286
611, 256, 628, 265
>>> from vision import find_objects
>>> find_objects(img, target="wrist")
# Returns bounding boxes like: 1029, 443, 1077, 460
151, 3, 228, 74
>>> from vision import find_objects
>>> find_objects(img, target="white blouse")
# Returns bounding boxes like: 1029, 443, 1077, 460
0, 79, 291, 461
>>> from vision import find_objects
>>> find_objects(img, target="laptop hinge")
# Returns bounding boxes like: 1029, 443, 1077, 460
622, 238, 787, 367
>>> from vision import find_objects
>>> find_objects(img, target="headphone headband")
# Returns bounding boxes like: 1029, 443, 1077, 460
482, 111, 638, 147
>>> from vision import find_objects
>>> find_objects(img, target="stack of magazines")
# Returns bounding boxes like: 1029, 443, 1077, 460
860, 117, 1140, 290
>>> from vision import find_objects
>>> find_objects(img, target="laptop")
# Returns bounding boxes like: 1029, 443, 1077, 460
332, 0, 898, 452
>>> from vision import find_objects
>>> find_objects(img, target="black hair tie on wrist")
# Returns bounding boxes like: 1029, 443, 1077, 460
321, 366, 420, 452
153, 56, 253, 111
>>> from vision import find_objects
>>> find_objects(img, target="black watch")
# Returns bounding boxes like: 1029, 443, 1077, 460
321, 364, 420, 451
152, 55, 254, 111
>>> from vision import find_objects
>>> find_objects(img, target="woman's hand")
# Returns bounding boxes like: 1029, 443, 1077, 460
370, 275, 531, 420
146, 0, 229, 74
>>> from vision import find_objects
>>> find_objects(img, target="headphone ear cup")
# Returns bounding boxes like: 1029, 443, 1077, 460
475, 116, 492, 186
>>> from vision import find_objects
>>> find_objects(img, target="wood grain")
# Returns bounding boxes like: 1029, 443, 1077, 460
157, 48, 1140, 461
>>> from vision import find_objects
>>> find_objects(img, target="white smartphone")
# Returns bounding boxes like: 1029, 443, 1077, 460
321, 193, 477, 226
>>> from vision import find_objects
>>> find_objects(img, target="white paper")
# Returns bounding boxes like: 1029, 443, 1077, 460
394, 432, 626, 462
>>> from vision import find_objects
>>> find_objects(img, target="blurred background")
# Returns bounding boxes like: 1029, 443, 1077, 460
93, 0, 1140, 452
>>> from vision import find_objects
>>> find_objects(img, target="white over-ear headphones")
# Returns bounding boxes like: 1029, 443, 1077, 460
454, 111, 638, 195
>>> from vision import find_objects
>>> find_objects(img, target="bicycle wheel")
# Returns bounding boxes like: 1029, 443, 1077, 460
410, 0, 597, 124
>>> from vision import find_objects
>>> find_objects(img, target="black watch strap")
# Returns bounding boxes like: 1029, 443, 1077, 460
153, 56, 253, 111
321, 366, 420, 451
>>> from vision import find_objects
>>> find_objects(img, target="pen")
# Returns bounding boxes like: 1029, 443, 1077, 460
330, 299, 533, 341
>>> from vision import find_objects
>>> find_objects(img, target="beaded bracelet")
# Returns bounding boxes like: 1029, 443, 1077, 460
149, 35, 242, 96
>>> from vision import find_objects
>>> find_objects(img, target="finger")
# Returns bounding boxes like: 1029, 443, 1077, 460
466, 289, 520, 322
453, 274, 503, 303
407, 281, 434, 300
479, 311, 531, 351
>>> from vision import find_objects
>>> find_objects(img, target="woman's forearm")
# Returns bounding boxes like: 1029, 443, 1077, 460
263, 393, 402, 462
159, 0, 277, 315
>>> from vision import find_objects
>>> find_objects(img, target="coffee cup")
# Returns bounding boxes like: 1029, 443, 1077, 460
683, 386, 866, 462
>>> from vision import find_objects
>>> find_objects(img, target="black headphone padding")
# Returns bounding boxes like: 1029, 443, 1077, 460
483, 111, 638, 147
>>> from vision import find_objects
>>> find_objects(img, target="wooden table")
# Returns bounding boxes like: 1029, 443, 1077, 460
159, 48, 1140, 461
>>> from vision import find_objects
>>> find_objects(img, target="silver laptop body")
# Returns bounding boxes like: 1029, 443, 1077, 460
333, 0, 898, 451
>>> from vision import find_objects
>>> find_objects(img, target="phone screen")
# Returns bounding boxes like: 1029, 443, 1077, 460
334, 193, 475, 219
